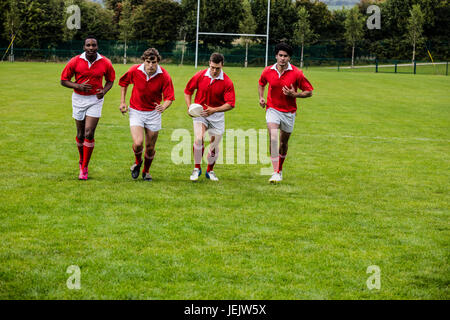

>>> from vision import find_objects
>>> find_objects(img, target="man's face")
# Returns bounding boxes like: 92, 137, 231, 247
275, 50, 290, 67
144, 57, 158, 74
84, 39, 98, 57
209, 61, 223, 78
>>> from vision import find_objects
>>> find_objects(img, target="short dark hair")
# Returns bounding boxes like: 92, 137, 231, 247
141, 48, 161, 62
210, 52, 224, 64
274, 42, 293, 57
84, 35, 97, 45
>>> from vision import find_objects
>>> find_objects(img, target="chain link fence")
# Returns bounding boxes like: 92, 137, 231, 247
1, 40, 448, 75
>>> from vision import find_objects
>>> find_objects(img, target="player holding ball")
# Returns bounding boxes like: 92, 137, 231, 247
184, 53, 236, 182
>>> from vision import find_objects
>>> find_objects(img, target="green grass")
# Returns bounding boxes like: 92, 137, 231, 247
0, 62, 449, 299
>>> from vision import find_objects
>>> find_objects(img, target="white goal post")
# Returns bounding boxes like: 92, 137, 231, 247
194, 0, 271, 68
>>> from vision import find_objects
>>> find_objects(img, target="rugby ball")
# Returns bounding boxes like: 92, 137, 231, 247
188, 103, 204, 117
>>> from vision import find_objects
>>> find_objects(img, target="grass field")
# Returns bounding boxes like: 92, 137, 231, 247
0, 62, 449, 299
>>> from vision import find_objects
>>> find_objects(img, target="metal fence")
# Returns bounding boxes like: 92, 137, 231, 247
302, 58, 449, 76
1, 41, 448, 76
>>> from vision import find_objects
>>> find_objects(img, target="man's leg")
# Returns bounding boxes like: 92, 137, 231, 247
190, 121, 206, 181
81, 116, 99, 171
142, 128, 158, 179
278, 129, 291, 173
267, 122, 280, 173
75, 119, 85, 168
130, 125, 144, 179
193, 121, 206, 170
206, 133, 223, 173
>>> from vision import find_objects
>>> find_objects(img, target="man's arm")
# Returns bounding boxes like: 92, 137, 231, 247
297, 90, 313, 98
155, 100, 173, 113
60, 79, 92, 92
200, 103, 233, 117
258, 84, 266, 108
119, 85, 128, 114
184, 93, 192, 108
96, 80, 114, 99
282, 84, 313, 98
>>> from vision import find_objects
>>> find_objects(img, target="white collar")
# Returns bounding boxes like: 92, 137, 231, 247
271, 62, 293, 78
205, 68, 224, 84
80, 52, 102, 68
138, 63, 162, 81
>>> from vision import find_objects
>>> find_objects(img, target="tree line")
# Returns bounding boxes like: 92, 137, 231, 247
1, 0, 449, 61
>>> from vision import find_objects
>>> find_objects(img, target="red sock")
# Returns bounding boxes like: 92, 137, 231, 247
82, 138, 95, 169
76, 137, 84, 165
133, 146, 143, 165
143, 150, 155, 173
193, 143, 204, 169
207, 150, 217, 172
278, 154, 287, 173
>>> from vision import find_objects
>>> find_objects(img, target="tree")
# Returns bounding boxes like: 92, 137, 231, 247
4, 0, 66, 50
344, 6, 364, 68
407, 4, 425, 63
105, 0, 144, 24
132, 0, 182, 46
119, 0, 134, 63
3, 0, 21, 60
239, 0, 257, 67
293, 6, 316, 68
269, 0, 298, 44
181, 0, 243, 46
295, 0, 332, 41
63, 0, 118, 41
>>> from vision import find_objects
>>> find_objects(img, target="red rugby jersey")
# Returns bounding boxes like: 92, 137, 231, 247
259, 63, 313, 113
184, 69, 235, 109
61, 53, 115, 96
119, 64, 175, 111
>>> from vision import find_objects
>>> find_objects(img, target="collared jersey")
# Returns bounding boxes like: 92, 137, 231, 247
61, 52, 115, 96
259, 63, 313, 113
119, 64, 175, 111
184, 69, 235, 109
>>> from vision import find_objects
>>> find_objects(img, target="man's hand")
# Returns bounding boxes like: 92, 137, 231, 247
282, 84, 297, 97
259, 97, 266, 108
96, 88, 106, 99
77, 79, 92, 93
200, 105, 215, 117
155, 103, 166, 113
119, 102, 128, 115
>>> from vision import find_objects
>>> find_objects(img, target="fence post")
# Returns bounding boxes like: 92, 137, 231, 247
375, 59, 378, 73
414, 60, 417, 74
446, 61, 448, 76
337, 60, 340, 72
395, 61, 397, 73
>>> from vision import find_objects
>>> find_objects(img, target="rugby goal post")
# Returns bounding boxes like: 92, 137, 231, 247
194, 0, 271, 68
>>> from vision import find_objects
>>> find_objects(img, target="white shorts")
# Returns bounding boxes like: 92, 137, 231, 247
266, 108, 296, 133
193, 112, 225, 135
129, 108, 162, 132
72, 92, 103, 121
